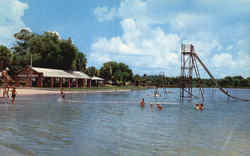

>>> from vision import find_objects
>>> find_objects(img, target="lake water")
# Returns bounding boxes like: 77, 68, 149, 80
0, 88, 250, 156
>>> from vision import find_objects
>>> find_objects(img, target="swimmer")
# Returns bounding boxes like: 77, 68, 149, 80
195, 104, 200, 110
200, 104, 204, 110
157, 104, 163, 110
140, 98, 145, 107
60, 88, 65, 99
11, 87, 17, 104
194, 104, 204, 110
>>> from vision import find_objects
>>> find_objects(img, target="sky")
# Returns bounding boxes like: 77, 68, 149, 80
0, 0, 250, 78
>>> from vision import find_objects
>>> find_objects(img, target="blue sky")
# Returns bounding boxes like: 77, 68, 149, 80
0, 0, 249, 78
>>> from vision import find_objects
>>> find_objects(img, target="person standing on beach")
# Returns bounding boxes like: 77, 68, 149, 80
11, 87, 17, 104
2, 87, 6, 97
6, 85, 10, 98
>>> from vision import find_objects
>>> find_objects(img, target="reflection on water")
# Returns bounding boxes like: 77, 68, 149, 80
0, 88, 250, 156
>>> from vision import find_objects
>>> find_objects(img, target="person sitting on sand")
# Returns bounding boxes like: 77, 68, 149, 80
60, 88, 65, 99
11, 87, 17, 104
140, 98, 145, 107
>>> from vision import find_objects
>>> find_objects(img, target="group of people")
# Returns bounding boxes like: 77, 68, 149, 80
1, 85, 17, 104
140, 98, 163, 110
194, 103, 204, 110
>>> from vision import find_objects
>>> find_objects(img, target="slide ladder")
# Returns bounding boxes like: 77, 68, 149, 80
194, 53, 250, 102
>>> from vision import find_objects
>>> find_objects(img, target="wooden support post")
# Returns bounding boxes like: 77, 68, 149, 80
76, 79, 78, 88
82, 79, 85, 88
51, 77, 54, 88
41, 77, 43, 87
60, 78, 63, 88
68, 79, 71, 88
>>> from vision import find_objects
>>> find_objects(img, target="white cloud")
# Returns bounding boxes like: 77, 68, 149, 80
169, 13, 213, 32
212, 53, 234, 68
0, 0, 29, 46
89, 18, 181, 75
226, 45, 233, 51
94, 6, 117, 22
91, 0, 250, 77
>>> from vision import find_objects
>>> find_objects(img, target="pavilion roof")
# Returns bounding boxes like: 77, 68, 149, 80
71, 71, 91, 79
32, 67, 76, 78
91, 76, 104, 81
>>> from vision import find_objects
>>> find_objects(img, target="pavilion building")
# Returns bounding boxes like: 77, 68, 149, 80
15, 66, 102, 88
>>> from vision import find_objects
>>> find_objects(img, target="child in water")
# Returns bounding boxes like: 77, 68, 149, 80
140, 98, 145, 107
157, 104, 163, 110
11, 87, 16, 104
60, 88, 65, 99
195, 104, 204, 110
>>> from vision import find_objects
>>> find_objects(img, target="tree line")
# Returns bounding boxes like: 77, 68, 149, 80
133, 75, 250, 88
0, 29, 249, 88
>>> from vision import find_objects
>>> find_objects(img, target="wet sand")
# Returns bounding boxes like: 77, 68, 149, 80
12, 88, 131, 96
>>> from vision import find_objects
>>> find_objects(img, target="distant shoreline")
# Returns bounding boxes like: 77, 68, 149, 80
1, 87, 249, 96
11, 87, 134, 96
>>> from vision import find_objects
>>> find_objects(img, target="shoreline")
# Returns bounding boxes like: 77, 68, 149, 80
13, 88, 132, 96
1, 87, 249, 96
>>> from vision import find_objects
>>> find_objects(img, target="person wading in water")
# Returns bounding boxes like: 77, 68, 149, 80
11, 87, 17, 104
60, 88, 65, 99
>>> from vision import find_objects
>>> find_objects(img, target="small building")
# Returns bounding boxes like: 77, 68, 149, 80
16, 66, 92, 88
70, 71, 92, 88
91, 76, 104, 87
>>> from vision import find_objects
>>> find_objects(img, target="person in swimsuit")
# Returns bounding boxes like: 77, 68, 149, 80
11, 87, 17, 104
6, 85, 10, 98
157, 104, 163, 110
140, 98, 145, 107
60, 88, 65, 99
150, 103, 153, 108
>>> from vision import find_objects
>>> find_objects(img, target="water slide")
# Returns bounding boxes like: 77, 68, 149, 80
194, 53, 250, 102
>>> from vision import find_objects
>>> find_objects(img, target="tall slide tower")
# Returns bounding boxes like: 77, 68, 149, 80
180, 44, 204, 101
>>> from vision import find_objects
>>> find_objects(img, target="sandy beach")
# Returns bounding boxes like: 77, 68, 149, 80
6, 88, 132, 96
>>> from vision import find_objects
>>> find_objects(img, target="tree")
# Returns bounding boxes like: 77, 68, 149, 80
86, 66, 99, 77
11, 29, 82, 71
58, 39, 77, 70
73, 52, 87, 72
0, 45, 12, 70
133, 74, 142, 86
100, 61, 133, 85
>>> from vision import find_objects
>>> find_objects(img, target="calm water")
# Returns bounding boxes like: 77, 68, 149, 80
0, 88, 250, 156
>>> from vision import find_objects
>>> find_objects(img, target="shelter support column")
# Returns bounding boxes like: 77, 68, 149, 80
76, 79, 78, 88
89, 79, 91, 88
82, 79, 85, 88
50, 77, 54, 88
68, 79, 71, 88
60, 78, 63, 88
